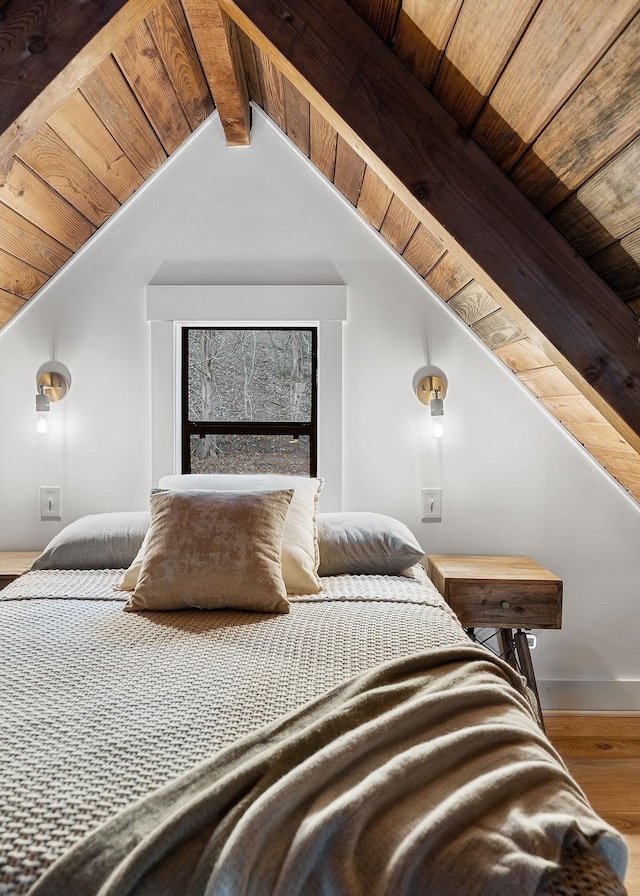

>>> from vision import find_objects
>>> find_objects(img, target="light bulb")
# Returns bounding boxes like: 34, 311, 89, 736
431, 415, 445, 439
429, 394, 445, 439
36, 413, 49, 435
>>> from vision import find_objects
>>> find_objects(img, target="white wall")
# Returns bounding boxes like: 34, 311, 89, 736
1, 108, 638, 710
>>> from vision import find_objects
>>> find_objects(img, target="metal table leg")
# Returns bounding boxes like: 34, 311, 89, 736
514, 629, 545, 731
498, 629, 518, 670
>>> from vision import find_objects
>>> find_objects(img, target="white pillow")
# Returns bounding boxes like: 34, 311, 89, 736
116, 530, 150, 591
118, 474, 323, 595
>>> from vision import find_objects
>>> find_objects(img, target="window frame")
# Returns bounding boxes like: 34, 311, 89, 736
180, 325, 318, 475
146, 283, 346, 510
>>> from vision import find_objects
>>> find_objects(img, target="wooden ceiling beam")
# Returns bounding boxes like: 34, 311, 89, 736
181, 0, 250, 146
219, 0, 640, 452
0, 0, 164, 173
0, 0, 131, 135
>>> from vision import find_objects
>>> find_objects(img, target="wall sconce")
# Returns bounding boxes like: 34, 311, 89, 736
414, 366, 448, 440
35, 364, 71, 435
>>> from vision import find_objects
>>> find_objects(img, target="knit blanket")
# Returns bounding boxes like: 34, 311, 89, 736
0, 568, 465, 894
28, 645, 626, 896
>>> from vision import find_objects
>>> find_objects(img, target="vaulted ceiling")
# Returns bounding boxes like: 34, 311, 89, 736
1, 0, 639, 500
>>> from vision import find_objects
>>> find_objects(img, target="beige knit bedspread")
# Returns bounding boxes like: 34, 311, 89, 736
1, 567, 465, 894
27, 645, 626, 896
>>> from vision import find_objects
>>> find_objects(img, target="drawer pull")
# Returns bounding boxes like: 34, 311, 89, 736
500, 600, 510, 609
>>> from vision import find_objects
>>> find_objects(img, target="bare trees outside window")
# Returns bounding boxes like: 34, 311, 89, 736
182, 328, 317, 475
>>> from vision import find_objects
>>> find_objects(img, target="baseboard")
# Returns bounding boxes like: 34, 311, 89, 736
538, 679, 640, 712
543, 709, 640, 717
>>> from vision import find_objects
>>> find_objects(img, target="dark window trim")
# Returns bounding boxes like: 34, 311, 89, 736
181, 326, 318, 475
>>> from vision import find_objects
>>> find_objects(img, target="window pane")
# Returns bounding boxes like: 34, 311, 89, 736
189, 434, 310, 475
187, 329, 313, 423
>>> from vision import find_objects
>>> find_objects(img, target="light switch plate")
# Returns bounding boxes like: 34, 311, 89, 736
40, 485, 61, 520
421, 487, 442, 521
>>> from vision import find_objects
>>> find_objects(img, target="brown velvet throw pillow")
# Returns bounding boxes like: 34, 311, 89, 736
124, 489, 293, 613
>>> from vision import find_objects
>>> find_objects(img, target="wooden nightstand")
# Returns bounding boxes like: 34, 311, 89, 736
426, 555, 563, 728
0, 551, 41, 590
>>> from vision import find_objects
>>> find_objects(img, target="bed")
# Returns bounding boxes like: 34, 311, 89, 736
0, 474, 628, 896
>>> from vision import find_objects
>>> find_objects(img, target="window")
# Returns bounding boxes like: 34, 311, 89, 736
182, 327, 317, 475
147, 282, 345, 508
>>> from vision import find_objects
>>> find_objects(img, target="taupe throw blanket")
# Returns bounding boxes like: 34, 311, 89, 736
29, 645, 626, 896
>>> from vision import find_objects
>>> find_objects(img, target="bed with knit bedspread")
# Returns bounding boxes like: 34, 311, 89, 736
0, 567, 627, 896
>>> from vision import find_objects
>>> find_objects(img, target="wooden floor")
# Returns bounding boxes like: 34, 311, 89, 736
546, 714, 640, 894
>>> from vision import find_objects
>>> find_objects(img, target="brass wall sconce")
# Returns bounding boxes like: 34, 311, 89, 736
35, 363, 71, 435
414, 366, 448, 440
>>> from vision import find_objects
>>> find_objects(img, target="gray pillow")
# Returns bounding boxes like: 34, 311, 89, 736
33, 512, 150, 570
317, 512, 424, 576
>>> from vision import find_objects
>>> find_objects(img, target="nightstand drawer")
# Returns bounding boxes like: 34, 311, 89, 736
442, 580, 562, 629
427, 555, 563, 630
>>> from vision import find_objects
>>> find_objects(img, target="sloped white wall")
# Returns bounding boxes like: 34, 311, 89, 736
1, 108, 638, 710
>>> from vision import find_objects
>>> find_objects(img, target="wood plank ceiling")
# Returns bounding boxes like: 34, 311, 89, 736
1, 0, 639, 500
